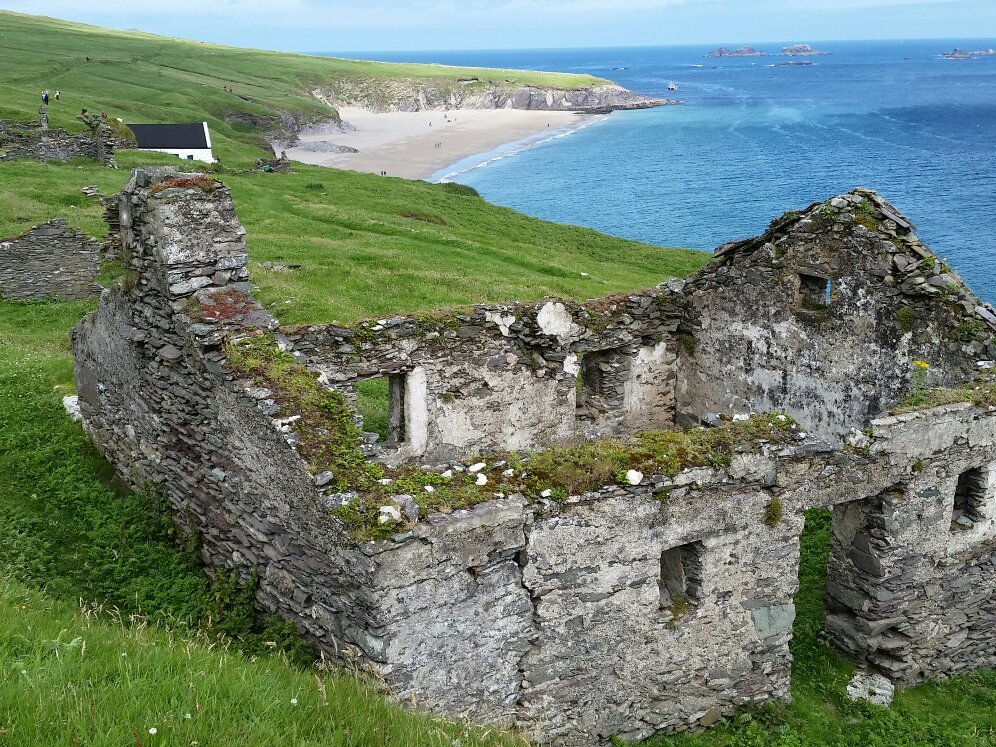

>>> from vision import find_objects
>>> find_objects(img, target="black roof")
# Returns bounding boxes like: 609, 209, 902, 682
128, 123, 209, 149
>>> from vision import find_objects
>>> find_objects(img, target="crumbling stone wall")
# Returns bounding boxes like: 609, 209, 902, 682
283, 288, 684, 464
71, 170, 996, 746
677, 190, 996, 442
0, 219, 101, 301
0, 119, 124, 164
825, 403, 996, 684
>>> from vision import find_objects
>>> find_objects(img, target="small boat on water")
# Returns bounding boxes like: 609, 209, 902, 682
667, 82, 679, 90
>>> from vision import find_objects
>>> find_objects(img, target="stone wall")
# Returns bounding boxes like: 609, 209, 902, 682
677, 189, 996, 442
71, 169, 996, 745
824, 404, 996, 684
0, 219, 101, 301
0, 120, 125, 164
284, 288, 684, 464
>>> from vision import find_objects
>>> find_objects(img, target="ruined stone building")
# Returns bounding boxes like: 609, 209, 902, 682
0, 219, 102, 301
72, 168, 996, 745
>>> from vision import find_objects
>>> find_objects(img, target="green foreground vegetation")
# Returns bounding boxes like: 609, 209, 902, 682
2, 10, 996, 746
0, 154, 706, 323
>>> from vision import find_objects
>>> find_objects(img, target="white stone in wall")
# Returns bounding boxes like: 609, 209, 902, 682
484, 310, 516, 337
536, 301, 581, 341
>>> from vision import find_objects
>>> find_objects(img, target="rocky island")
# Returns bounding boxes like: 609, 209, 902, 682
707, 45, 767, 57
780, 43, 830, 56
943, 47, 996, 59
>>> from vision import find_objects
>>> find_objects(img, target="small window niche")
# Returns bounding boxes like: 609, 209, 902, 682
356, 374, 406, 446
576, 348, 626, 414
951, 466, 989, 531
660, 541, 705, 616
797, 272, 831, 311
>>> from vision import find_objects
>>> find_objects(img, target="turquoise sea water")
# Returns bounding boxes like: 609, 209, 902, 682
345, 41, 996, 300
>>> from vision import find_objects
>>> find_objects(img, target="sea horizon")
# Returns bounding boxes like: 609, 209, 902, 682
322, 39, 996, 302
324, 36, 996, 57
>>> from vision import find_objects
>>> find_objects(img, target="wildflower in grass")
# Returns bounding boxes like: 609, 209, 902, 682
290, 698, 298, 706
912, 360, 930, 400
149, 727, 157, 735
184, 713, 192, 719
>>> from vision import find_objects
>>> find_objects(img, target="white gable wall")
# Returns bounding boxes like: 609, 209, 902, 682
138, 147, 215, 162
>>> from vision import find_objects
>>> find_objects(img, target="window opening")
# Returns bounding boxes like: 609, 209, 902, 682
660, 541, 705, 613
798, 273, 830, 311
356, 374, 406, 445
952, 466, 988, 530
576, 348, 626, 413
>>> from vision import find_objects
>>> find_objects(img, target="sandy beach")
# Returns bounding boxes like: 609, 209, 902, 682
279, 107, 596, 181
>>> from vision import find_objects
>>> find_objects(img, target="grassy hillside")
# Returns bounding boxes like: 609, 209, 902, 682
0, 153, 707, 325
2, 11, 995, 747
0, 575, 525, 747
0, 10, 607, 165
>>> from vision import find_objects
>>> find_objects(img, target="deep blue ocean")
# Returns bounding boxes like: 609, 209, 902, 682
345, 41, 996, 300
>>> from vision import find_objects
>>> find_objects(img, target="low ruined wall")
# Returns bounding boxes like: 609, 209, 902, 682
0, 219, 101, 301
0, 127, 99, 162
72, 170, 996, 746
0, 120, 127, 164
285, 289, 684, 464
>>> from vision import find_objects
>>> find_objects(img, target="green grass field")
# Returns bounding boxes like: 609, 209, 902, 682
2, 10, 996, 747
0, 10, 606, 167
0, 153, 707, 324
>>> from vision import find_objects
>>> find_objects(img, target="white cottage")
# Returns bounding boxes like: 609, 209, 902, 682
128, 122, 214, 162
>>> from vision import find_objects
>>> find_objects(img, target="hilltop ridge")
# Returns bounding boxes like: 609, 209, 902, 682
0, 10, 661, 164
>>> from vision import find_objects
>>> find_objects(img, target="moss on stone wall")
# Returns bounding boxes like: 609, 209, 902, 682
225, 332, 384, 490
892, 376, 996, 414
343, 413, 800, 539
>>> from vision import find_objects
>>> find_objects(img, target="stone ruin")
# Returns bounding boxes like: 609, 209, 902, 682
0, 115, 127, 166
0, 219, 102, 301
71, 168, 996, 745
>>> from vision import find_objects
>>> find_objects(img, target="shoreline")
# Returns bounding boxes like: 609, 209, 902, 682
428, 114, 608, 184
278, 107, 601, 181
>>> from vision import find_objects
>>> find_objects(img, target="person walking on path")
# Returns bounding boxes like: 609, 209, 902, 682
41, 90, 49, 105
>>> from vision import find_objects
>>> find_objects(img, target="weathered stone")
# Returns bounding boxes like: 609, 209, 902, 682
69, 172, 996, 747
846, 670, 895, 706
0, 220, 101, 301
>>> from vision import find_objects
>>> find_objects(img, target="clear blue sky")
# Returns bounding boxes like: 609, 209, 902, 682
4, 0, 996, 52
